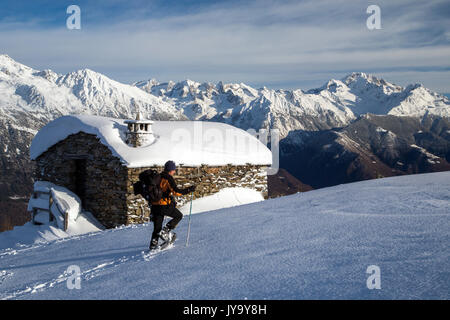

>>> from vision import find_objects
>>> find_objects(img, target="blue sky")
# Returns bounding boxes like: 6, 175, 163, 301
1, 0, 449, 92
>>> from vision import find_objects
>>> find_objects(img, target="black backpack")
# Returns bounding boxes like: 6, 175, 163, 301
134, 169, 163, 203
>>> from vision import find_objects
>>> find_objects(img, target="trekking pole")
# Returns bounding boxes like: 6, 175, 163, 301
185, 192, 194, 247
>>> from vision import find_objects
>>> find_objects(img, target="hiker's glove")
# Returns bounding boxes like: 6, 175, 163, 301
187, 185, 196, 193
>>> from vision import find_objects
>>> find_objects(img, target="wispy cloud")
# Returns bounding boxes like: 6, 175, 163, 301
1, 0, 449, 92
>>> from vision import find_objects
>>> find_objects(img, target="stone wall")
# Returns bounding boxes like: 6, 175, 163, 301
34, 132, 128, 228
35, 132, 269, 228
126, 165, 268, 224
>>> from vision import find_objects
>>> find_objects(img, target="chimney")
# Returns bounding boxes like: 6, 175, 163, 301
124, 112, 155, 147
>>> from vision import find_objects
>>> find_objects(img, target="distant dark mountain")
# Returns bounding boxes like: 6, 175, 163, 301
281, 115, 450, 189
267, 168, 313, 198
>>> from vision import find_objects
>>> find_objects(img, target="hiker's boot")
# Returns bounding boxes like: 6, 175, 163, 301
149, 238, 159, 251
160, 226, 175, 242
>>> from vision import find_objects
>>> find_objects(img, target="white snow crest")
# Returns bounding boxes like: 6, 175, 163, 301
30, 115, 273, 167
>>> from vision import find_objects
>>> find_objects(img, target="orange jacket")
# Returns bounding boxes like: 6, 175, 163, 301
151, 171, 190, 206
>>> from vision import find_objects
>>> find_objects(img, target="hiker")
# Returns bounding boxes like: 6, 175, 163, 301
150, 160, 196, 250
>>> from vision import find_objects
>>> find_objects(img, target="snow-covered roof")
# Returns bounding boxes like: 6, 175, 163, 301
30, 115, 273, 167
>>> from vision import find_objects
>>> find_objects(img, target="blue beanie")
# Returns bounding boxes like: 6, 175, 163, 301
164, 160, 176, 172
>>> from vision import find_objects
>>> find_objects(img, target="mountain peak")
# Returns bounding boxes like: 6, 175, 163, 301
0, 54, 13, 61
342, 72, 403, 92
56, 68, 122, 88
72, 68, 101, 77
0, 54, 34, 75
0, 54, 18, 65
343, 72, 377, 83
346, 71, 368, 78
344, 72, 384, 84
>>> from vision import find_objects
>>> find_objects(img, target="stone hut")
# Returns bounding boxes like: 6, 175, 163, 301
30, 114, 272, 228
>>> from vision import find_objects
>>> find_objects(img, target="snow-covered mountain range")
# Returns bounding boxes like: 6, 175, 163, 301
0, 54, 184, 124
0, 54, 449, 230
134, 71, 450, 137
1, 53, 448, 140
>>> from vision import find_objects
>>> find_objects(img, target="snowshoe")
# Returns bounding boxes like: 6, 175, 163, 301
159, 226, 175, 242
149, 239, 159, 251
147, 227, 177, 254
159, 232, 177, 250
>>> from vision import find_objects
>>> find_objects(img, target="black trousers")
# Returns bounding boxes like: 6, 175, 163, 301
151, 204, 183, 242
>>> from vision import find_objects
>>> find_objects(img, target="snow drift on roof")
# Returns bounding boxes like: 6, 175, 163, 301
30, 115, 273, 167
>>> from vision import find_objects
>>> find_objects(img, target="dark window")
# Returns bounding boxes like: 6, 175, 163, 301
74, 159, 87, 205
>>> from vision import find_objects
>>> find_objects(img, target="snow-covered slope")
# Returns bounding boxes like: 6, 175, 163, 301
1, 172, 448, 299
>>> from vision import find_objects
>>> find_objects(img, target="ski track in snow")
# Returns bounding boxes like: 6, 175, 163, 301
0, 224, 140, 258
1, 243, 175, 300
0, 225, 156, 299
0, 270, 14, 286
0, 228, 175, 300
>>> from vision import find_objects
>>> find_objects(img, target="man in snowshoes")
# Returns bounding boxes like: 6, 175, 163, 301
149, 160, 196, 251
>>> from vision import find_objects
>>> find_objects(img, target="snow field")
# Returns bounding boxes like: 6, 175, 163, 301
0, 172, 449, 299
